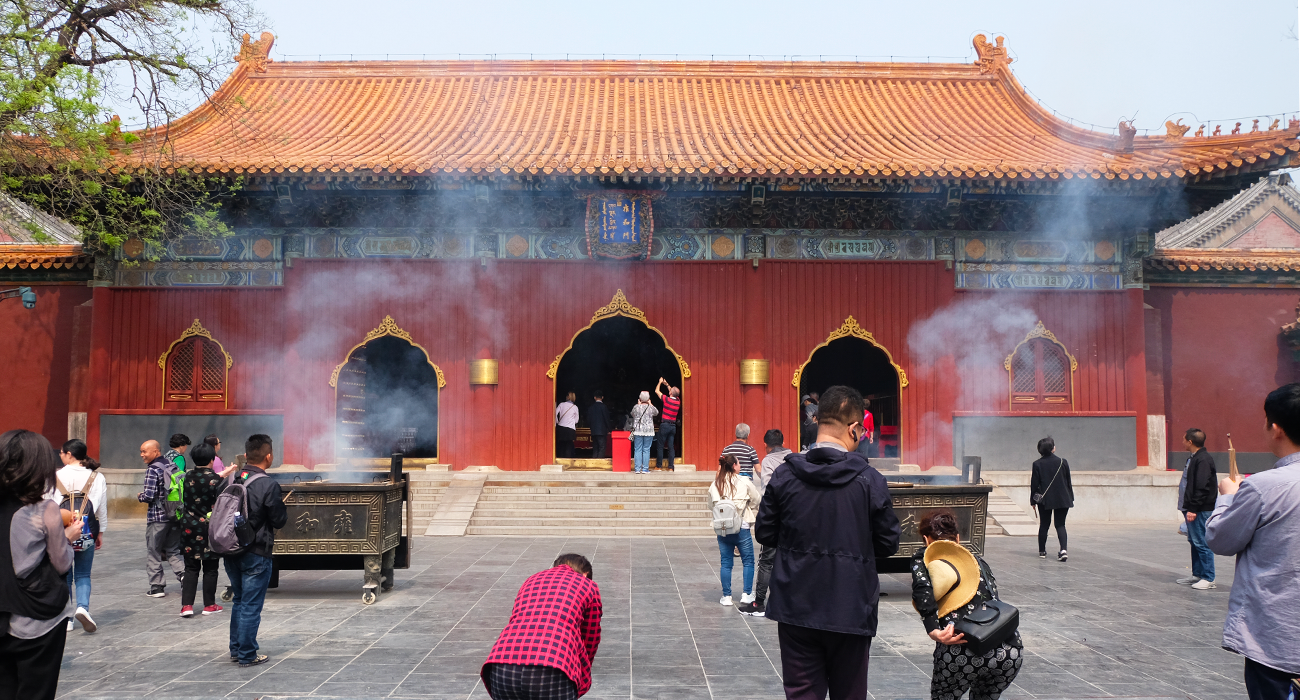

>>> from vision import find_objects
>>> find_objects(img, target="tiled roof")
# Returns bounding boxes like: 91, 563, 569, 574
0, 192, 83, 246
1145, 249, 1300, 272
0, 245, 92, 270
1155, 174, 1300, 248
125, 36, 1299, 181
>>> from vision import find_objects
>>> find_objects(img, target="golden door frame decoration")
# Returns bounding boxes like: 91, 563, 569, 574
157, 319, 233, 409
1003, 320, 1077, 411
547, 289, 690, 466
329, 315, 445, 464
792, 316, 909, 459
546, 290, 691, 380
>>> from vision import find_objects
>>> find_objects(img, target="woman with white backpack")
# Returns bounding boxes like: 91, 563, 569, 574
51, 439, 104, 634
709, 455, 761, 606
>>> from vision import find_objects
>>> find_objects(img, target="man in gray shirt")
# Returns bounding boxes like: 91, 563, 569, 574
1206, 383, 1300, 699
739, 429, 791, 617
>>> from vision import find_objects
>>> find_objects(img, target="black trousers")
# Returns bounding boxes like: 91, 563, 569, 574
655, 422, 676, 468
484, 663, 578, 700
754, 540, 777, 606
1037, 507, 1068, 553
591, 434, 608, 459
556, 427, 575, 459
1245, 657, 1299, 700
778, 622, 872, 700
182, 556, 220, 608
0, 624, 67, 700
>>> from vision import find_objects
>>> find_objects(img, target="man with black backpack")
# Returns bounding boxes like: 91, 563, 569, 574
137, 440, 185, 598
221, 434, 286, 667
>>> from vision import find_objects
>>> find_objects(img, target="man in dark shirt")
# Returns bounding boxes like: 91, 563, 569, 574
1179, 428, 1218, 590
587, 391, 613, 459
224, 434, 287, 666
654, 378, 681, 470
756, 386, 900, 699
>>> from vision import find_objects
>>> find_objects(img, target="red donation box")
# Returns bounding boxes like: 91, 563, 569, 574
611, 431, 632, 472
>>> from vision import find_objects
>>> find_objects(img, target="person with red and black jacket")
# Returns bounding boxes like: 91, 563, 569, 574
482, 554, 603, 700
654, 378, 680, 471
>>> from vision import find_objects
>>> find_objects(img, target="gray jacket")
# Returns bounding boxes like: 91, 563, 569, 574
1205, 451, 1300, 674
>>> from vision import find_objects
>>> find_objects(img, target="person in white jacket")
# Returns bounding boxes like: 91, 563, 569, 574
709, 454, 761, 606
47, 439, 106, 634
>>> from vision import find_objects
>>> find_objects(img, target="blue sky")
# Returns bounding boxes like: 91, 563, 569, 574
147, 0, 1300, 136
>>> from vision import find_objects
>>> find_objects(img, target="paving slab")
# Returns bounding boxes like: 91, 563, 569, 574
55, 522, 1244, 699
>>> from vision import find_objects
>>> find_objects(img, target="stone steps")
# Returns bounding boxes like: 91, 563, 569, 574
465, 475, 715, 537
986, 486, 1038, 537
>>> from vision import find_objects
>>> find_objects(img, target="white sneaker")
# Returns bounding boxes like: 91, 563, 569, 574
67, 619, 75, 632
75, 607, 97, 633
1175, 576, 1200, 585
740, 592, 755, 604
1191, 579, 1217, 590
719, 596, 733, 606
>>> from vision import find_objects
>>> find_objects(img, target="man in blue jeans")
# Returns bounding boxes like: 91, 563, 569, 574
1177, 429, 1218, 590
224, 434, 287, 667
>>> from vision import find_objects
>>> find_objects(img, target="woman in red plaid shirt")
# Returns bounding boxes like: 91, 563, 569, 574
482, 553, 603, 700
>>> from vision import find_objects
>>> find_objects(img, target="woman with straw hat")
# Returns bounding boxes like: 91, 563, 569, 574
911, 509, 1022, 700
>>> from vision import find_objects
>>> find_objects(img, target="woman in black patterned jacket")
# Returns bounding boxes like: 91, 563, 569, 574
911, 509, 1023, 700
178, 442, 225, 617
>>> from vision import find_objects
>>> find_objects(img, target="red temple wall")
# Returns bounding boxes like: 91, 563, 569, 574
80, 261, 1146, 469
0, 284, 92, 446
1144, 287, 1297, 458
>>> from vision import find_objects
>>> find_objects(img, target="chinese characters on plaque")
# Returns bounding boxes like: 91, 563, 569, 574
585, 192, 657, 260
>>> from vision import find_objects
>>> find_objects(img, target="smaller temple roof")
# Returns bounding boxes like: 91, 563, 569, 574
0, 192, 91, 273
1147, 173, 1300, 284
1155, 173, 1300, 249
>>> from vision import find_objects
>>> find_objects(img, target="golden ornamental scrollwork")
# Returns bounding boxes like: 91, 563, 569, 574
546, 289, 691, 380
792, 316, 909, 388
157, 319, 233, 370
1003, 320, 1078, 372
328, 315, 446, 388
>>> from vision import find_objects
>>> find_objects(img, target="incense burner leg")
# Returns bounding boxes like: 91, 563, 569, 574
362, 554, 381, 604
381, 548, 396, 592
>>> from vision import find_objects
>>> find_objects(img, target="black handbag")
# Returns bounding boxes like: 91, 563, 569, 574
954, 597, 1019, 656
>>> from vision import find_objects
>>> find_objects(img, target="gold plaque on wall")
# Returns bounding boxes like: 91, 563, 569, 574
470, 359, 499, 385
740, 359, 770, 385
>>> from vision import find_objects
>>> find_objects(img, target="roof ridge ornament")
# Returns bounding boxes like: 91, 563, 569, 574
1164, 119, 1191, 141
973, 34, 1012, 74
235, 32, 274, 73
1116, 120, 1137, 152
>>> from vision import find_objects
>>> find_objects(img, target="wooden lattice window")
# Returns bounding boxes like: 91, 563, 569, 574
1005, 321, 1075, 410
159, 319, 232, 409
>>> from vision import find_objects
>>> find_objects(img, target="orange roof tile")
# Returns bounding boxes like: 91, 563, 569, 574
127, 35, 1299, 181
0, 245, 91, 270
1145, 248, 1300, 273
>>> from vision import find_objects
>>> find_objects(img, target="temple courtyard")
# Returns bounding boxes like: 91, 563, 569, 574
56, 523, 1244, 700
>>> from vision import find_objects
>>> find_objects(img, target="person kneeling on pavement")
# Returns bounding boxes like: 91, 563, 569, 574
912, 509, 1023, 700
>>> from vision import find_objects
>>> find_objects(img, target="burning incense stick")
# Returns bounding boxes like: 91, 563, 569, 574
1227, 433, 1240, 482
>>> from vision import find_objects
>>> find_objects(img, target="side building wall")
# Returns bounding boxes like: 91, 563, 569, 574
1145, 286, 1298, 472
0, 284, 93, 447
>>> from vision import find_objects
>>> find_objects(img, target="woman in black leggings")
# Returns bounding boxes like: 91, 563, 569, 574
1030, 437, 1074, 561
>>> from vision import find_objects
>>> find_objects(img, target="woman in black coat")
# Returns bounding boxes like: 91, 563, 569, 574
1030, 436, 1074, 561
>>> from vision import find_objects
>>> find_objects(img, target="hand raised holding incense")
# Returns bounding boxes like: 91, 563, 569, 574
1226, 433, 1242, 483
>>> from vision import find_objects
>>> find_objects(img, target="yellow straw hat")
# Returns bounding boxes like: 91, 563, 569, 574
923, 540, 981, 618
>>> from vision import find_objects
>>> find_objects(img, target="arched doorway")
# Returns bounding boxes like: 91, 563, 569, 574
794, 317, 907, 460
330, 316, 444, 464
549, 290, 689, 464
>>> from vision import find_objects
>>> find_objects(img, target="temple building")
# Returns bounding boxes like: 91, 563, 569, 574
2, 34, 1298, 475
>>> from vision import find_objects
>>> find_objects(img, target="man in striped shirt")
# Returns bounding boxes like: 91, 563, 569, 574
722, 424, 761, 479
654, 378, 681, 471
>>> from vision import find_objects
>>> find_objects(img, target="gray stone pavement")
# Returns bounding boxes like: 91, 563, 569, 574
55, 522, 1246, 699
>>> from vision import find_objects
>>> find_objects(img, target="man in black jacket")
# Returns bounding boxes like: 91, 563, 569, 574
755, 386, 900, 700
587, 391, 613, 459
1179, 428, 1218, 590
223, 434, 287, 666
